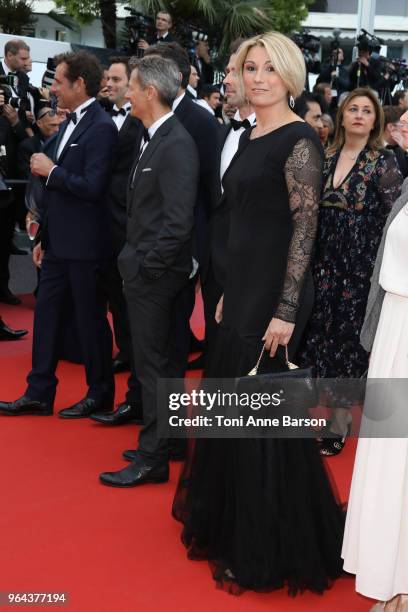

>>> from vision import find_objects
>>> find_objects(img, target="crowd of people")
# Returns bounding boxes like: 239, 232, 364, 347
0, 18, 407, 610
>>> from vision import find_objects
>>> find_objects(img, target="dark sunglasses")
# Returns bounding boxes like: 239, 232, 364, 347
37, 109, 58, 120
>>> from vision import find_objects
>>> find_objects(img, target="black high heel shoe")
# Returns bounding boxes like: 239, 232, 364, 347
319, 423, 351, 457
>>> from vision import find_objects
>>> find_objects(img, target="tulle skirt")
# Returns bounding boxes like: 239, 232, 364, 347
172, 324, 345, 595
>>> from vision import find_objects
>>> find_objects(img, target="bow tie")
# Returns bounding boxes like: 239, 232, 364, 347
66, 105, 91, 125
230, 117, 251, 131
66, 112, 77, 125
143, 128, 151, 143
111, 107, 127, 117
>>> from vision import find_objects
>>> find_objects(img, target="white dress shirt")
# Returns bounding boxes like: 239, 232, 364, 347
131, 111, 174, 187
220, 110, 256, 186
195, 98, 215, 115
47, 97, 96, 185
111, 102, 131, 131
172, 92, 185, 112
186, 85, 197, 99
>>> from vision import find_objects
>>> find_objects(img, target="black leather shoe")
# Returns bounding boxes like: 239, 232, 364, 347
0, 319, 28, 340
90, 402, 143, 425
99, 459, 169, 487
58, 397, 114, 419
112, 358, 131, 374
186, 354, 205, 371
123, 449, 138, 462
0, 395, 52, 416
0, 289, 21, 305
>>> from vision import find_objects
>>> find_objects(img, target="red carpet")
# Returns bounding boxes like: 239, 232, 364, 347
0, 297, 373, 611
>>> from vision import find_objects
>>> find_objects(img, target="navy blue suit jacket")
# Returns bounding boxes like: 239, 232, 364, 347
41, 100, 118, 261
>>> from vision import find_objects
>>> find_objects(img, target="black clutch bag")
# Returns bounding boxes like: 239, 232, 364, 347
236, 344, 317, 418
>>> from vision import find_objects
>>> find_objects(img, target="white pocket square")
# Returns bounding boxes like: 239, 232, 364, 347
142, 167, 152, 172
69, 143, 79, 147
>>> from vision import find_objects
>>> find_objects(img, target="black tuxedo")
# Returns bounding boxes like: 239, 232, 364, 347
174, 93, 219, 265
162, 94, 219, 379
118, 114, 198, 461
103, 111, 144, 398
201, 124, 232, 348
146, 32, 175, 45
26, 100, 119, 408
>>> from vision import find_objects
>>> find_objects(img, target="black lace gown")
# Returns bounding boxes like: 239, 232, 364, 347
172, 122, 344, 595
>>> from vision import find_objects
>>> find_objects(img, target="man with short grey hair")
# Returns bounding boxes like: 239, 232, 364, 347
99, 55, 199, 488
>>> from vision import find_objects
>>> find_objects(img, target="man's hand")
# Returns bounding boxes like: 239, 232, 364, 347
30, 153, 55, 177
3, 104, 19, 126
138, 39, 149, 50
33, 242, 44, 268
39, 87, 50, 100
0, 92, 4, 107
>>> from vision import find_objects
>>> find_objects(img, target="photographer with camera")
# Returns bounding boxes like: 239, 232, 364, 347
17, 107, 61, 179
349, 36, 383, 92
318, 46, 350, 102
192, 38, 214, 91
137, 10, 175, 50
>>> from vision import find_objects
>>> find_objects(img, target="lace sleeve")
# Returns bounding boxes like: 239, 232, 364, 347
274, 138, 323, 323
376, 150, 403, 214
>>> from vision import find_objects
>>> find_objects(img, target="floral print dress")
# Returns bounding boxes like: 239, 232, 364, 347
300, 146, 402, 378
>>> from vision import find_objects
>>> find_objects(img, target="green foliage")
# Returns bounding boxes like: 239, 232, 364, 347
0, 0, 36, 34
136, 0, 311, 52
54, 0, 97, 24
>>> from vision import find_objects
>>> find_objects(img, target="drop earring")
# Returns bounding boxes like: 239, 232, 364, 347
289, 95, 295, 109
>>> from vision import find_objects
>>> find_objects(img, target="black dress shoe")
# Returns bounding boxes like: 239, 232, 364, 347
186, 353, 205, 371
0, 289, 21, 305
99, 458, 169, 487
90, 402, 143, 425
112, 358, 131, 374
0, 395, 52, 416
123, 449, 138, 462
58, 397, 114, 419
0, 319, 28, 340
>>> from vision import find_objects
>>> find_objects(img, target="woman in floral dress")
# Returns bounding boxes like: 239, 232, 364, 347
300, 88, 402, 455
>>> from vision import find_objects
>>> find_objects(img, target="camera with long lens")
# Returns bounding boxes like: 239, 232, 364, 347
0, 72, 31, 114
123, 7, 154, 56
178, 25, 209, 62
42, 57, 57, 89
292, 31, 321, 74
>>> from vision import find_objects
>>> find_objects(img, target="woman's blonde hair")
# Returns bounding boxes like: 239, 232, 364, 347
329, 88, 384, 154
235, 31, 306, 101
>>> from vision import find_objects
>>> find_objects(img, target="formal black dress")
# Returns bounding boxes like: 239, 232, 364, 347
173, 122, 344, 595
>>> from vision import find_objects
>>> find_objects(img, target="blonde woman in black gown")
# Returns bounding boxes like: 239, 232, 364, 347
173, 32, 344, 595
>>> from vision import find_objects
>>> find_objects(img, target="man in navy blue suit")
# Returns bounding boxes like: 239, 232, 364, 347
0, 51, 118, 417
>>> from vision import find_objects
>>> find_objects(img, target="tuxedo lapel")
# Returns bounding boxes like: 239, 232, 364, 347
221, 129, 251, 187
127, 116, 175, 195
53, 120, 68, 162
57, 102, 99, 163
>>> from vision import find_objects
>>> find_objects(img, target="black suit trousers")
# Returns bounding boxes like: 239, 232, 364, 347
26, 251, 114, 407
124, 269, 189, 461
102, 258, 142, 406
